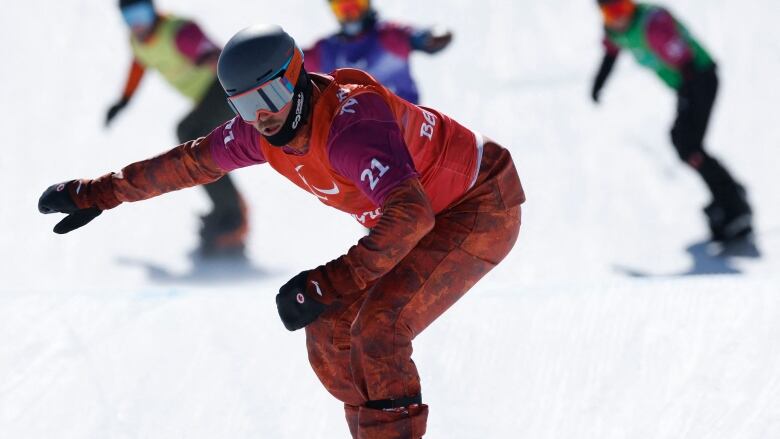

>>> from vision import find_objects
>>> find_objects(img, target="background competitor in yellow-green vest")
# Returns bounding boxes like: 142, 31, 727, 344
591, 0, 753, 243
105, 0, 249, 257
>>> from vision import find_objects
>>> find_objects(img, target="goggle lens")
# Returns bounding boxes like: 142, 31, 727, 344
121, 3, 155, 28
330, 0, 370, 22
227, 76, 295, 122
600, 1, 635, 25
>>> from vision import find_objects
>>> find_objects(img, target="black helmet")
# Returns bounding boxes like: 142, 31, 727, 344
119, 0, 153, 8
218, 25, 312, 146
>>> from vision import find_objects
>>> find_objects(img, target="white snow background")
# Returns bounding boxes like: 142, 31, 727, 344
1, 0, 779, 438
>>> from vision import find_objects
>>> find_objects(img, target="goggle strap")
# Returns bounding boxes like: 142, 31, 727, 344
284, 48, 304, 84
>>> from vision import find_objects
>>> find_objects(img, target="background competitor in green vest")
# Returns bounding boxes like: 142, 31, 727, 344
106, 0, 249, 257
591, 0, 753, 243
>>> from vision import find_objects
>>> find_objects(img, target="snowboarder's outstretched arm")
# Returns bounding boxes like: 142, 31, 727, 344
40, 116, 265, 234
409, 26, 453, 54
591, 39, 620, 103
38, 136, 224, 234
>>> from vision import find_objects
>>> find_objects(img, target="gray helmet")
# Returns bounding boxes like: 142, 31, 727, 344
218, 24, 297, 96
218, 24, 312, 146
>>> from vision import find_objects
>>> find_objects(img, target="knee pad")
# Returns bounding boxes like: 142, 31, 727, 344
358, 402, 429, 439
365, 394, 423, 410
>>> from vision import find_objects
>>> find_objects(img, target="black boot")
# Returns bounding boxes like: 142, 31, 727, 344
703, 184, 753, 242
697, 157, 752, 242
198, 207, 247, 257
197, 176, 248, 258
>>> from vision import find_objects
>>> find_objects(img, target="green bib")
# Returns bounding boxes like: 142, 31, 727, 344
606, 4, 713, 89
131, 16, 215, 102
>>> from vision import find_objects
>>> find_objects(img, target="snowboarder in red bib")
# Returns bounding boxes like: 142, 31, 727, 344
591, 0, 753, 242
105, 0, 249, 257
304, 0, 453, 104
39, 25, 525, 438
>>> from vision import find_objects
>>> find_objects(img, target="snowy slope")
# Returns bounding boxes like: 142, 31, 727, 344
1, 0, 779, 438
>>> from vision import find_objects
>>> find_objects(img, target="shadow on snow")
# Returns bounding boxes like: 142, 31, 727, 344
614, 237, 761, 279
115, 254, 269, 286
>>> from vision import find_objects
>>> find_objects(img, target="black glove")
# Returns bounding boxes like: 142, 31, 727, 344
38, 181, 102, 234
591, 52, 618, 104
276, 271, 327, 331
591, 83, 603, 103
105, 98, 129, 126
411, 26, 453, 54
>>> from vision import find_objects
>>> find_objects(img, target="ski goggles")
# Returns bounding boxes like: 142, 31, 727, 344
599, 0, 636, 25
226, 48, 304, 123
329, 0, 370, 22
121, 2, 156, 28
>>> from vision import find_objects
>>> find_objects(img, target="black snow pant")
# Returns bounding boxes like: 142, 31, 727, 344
177, 79, 245, 245
670, 65, 744, 211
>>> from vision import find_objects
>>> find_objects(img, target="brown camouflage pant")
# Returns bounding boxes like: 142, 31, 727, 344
306, 142, 523, 439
